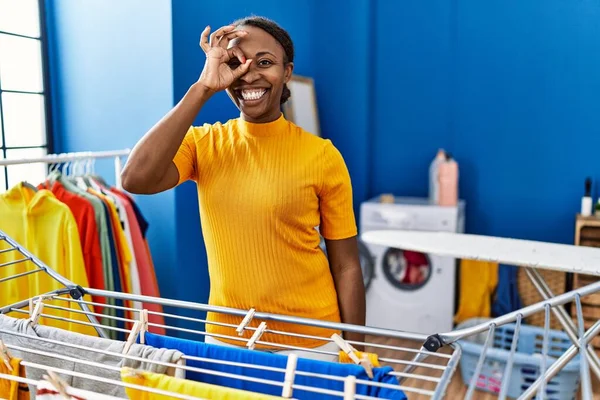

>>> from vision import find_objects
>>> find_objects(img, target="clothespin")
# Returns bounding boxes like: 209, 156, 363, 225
331, 334, 360, 363
344, 375, 356, 400
121, 367, 143, 378
331, 334, 374, 379
139, 309, 148, 344
28, 297, 45, 327
0, 339, 13, 372
281, 353, 298, 398
123, 309, 148, 353
359, 354, 374, 380
236, 308, 256, 336
123, 321, 141, 354
246, 321, 267, 350
43, 371, 70, 399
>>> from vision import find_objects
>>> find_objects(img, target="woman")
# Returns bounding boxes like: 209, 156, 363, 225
121, 16, 365, 360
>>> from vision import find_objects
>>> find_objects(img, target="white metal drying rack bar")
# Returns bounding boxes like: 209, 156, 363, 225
0, 149, 131, 189
6, 298, 451, 375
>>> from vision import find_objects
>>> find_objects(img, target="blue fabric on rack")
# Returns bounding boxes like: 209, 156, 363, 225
143, 333, 406, 400
492, 264, 523, 317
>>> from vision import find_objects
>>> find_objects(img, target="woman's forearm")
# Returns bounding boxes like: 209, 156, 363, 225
121, 83, 212, 193
335, 266, 367, 348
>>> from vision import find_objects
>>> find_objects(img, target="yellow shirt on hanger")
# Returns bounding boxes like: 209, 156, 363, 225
0, 183, 97, 336
173, 114, 357, 348
121, 368, 284, 400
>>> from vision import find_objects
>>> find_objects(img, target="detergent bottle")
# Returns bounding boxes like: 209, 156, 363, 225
429, 149, 446, 204
438, 153, 459, 206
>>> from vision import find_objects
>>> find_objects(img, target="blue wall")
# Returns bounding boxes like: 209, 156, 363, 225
369, 0, 600, 245
48, 1, 600, 330
45, 0, 182, 334
450, 1, 600, 242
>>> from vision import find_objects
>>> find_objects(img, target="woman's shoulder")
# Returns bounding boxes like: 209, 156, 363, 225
285, 119, 334, 148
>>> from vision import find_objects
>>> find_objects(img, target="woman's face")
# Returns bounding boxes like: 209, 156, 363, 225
226, 25, 293, 123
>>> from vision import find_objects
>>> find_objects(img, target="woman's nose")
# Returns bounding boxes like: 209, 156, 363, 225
240, 64, 259, 83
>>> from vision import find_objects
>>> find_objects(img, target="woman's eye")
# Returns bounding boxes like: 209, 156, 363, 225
228, 60, 241, 69
258, 59, 272, 66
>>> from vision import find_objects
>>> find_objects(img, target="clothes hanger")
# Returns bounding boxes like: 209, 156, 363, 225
21, 181, 39, 193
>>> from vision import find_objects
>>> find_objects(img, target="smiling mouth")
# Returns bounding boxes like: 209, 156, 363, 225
236, 88, 269, 103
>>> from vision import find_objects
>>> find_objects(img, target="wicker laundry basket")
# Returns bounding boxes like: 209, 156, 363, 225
517, 268, 567, 330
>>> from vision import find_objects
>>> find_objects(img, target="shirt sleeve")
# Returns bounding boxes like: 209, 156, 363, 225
318, 140, 358, 240
172, 125, 209, 185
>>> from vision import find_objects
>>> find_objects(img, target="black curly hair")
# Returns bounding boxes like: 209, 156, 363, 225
231, 16, 294, 104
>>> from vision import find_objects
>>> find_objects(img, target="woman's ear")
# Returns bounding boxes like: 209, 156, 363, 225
284, 62, 294, 83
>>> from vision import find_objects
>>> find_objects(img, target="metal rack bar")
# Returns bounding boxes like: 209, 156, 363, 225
0, 149, 130, 166
524, 267, 600, 379
575, 295, 593, 400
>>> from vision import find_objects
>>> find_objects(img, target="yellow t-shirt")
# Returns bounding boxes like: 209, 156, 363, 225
0, 183, 97, 336
173, 114, 357, 348
0, 357, 28, 400
121, 368, 283, 400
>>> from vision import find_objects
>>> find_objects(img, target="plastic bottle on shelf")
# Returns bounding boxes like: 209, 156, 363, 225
429, 149, 446, 204
438, 153, 459, 207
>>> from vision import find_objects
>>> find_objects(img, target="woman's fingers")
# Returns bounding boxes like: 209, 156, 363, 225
201, 25, 248, 55
209, 25, 236, 47
231, 59, 253, 80
199, 26, 211, 53
216, 30, 248, 49
228, 46, 247, 65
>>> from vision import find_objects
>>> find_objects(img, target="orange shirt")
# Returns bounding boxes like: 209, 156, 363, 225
39, 181, 105, 308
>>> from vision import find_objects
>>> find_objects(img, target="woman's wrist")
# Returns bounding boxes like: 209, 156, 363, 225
188, 81, 215, 104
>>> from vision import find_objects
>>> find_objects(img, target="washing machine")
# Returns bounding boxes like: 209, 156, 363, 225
360, 196, 465, 335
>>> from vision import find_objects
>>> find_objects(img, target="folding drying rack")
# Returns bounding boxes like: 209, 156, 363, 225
1, 227, 599, 399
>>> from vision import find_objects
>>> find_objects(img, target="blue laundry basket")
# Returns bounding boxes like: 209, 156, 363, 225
456, 318, 581, 399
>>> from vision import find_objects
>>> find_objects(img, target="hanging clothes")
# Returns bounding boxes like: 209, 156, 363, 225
0, 183, 97, 336
143, 332, 407, 400
121, 367, 284, 400
44, 174, 118, 333
108, 188, 165, 334
0, 315, 184, 399
454, 258, 499, 324
492, 265, 523, 317
89, 188, 135, 323
0, 357, 28, 400
37, 180, 106, 311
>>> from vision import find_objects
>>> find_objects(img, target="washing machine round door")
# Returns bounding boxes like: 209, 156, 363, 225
381, 248, 432, 290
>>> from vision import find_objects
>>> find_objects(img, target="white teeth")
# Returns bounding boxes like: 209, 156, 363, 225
241, 89, 267, 101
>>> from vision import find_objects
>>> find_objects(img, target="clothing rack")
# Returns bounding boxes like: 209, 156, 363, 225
0, 149, 131, 189
1, 229, 600, 398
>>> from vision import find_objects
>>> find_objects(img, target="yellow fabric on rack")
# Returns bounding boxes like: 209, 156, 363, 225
0, 358, 27, 399
338, 351, 380, 367
121, 367, 283, 399
0, 184, 97, 336
454, 258, 499, 323
0, 357, 29, 400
